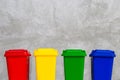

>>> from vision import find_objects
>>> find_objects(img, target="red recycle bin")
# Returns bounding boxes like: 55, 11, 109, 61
4, 49, 31, 80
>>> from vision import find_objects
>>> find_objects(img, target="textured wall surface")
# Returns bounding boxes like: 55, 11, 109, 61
0, 0, 120, 80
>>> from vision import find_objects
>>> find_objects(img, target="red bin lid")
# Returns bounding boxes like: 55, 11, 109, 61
4, 49, 31, 57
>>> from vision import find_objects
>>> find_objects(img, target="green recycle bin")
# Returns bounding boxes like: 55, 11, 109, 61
61, 49, 87, 80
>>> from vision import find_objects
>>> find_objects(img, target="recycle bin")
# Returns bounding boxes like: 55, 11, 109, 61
34, 48, 58, 80
89, 49, 116, 80
61, 49, 87, 80
4, 49, 31, 80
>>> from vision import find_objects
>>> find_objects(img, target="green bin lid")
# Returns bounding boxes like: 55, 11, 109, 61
61, 49, 87, 56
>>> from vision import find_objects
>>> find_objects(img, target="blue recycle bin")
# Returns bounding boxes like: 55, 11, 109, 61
89, 49, 116, 80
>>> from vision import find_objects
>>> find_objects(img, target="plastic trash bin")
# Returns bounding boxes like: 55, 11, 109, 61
34, 48, 58, 80
89, 49, 116, 80
61, 49, 87, 80
4, 49, 31, 80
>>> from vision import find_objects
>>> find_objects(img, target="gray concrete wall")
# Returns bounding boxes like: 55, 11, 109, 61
0, 0, 120, 80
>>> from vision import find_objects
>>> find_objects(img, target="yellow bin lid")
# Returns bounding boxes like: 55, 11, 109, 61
34, 48, 58, 56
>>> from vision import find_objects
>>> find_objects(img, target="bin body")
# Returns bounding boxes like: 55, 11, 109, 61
90, 50, 116, 80
4, 49, 31, 80
34, 48, 58, 80
62, 49, 87, 80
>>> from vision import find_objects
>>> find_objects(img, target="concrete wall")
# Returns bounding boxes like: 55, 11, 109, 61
0, 0, 120, 80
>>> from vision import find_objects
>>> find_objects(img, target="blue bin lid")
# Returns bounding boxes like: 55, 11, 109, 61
89, 49, 116, 57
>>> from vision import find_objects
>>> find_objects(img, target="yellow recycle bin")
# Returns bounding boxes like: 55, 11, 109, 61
34, 48, 58, 80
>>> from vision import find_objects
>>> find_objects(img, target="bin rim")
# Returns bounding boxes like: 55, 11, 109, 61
89, 49, 116, 57
61, 49, 87, 56
4, 49, 31, 57
34, 48, 58, 56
